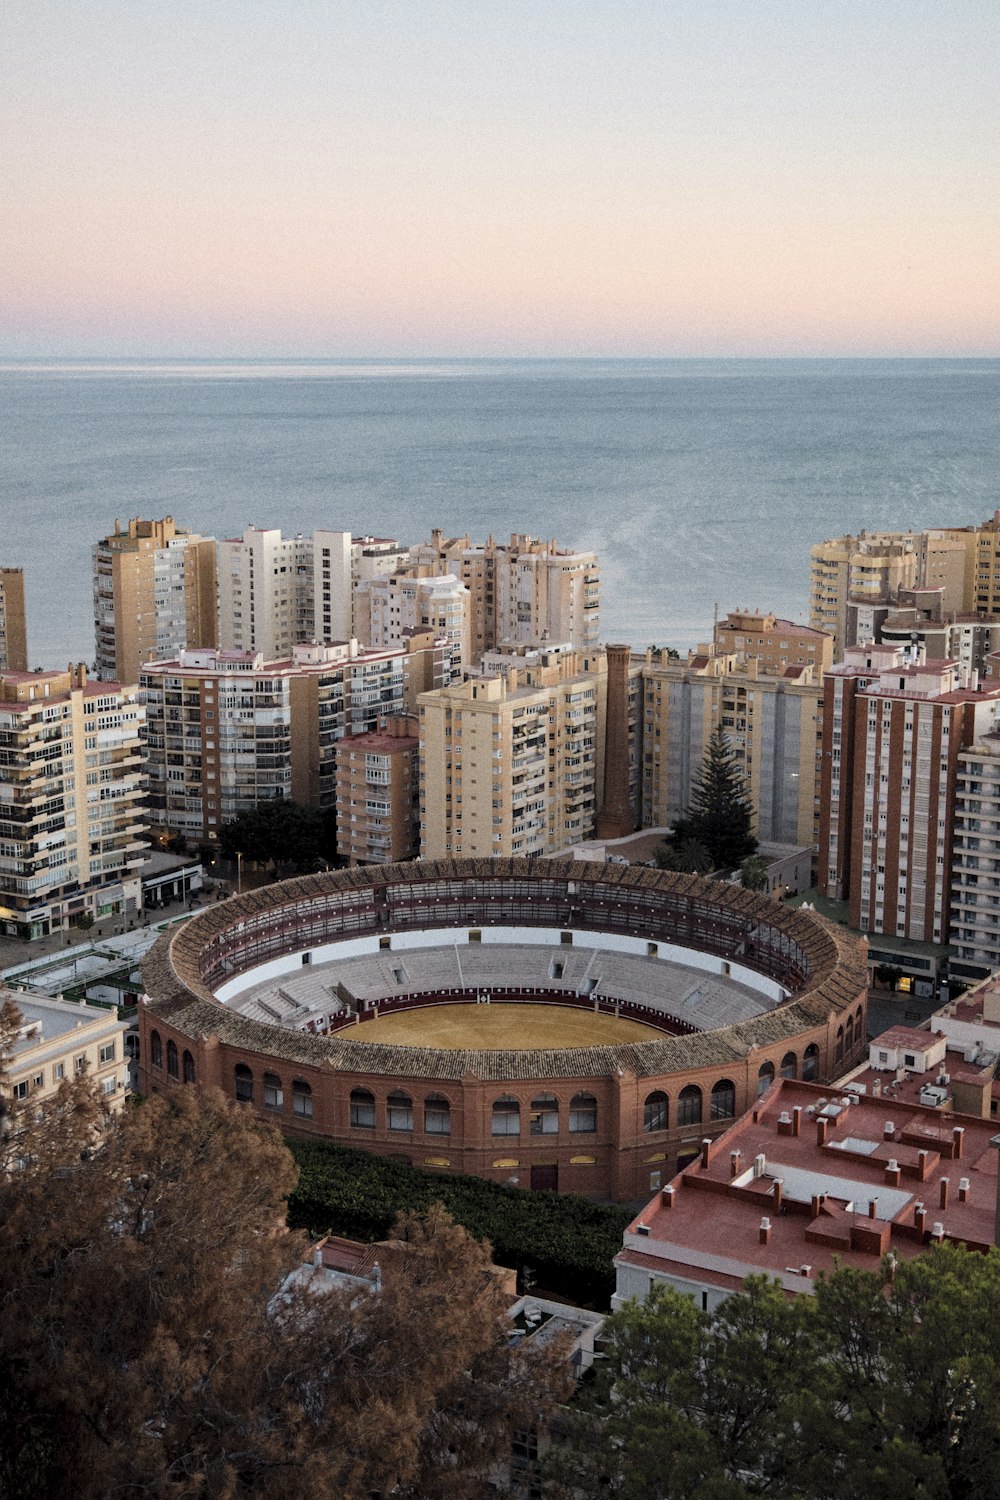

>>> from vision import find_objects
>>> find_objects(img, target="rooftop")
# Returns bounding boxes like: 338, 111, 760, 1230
616, 1079, 1000, 1300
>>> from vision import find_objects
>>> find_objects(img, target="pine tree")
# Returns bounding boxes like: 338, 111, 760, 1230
673, 726, 757, 870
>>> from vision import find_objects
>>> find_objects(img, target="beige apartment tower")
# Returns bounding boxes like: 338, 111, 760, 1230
93, 517, 217, 683
0, 666, 147, 939
0, 568, 28, 672
418, 648, 607, 859
404, 530, 600, 664
639, 645, 823, 851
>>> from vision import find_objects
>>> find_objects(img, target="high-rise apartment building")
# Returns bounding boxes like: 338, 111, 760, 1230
808, 533, 918, 659
355, 572, 470, 679
334, 715, 420, 865
0, 666, 146, 940
141, 638, 448, 844
93, 517, 217, 683
638, 646, 823, 850
818, 645, 1000, 942
404, 530, 600, 663
950, 735, 1000, 981
218, 528, 409, 656
0, 568, 28, 672
418, 648, 607, 859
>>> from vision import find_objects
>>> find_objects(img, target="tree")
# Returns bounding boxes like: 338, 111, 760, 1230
546, 1247, 1000, 1500
0, 1028, 568, 1500
672, 726, 757, 870
874, 962, 905, 992
655, 838, 716, 876
740, 853, 770, 891
218, 798, 336, 874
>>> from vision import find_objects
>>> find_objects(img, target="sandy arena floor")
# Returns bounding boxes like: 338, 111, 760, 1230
339, 1002, 664, 1050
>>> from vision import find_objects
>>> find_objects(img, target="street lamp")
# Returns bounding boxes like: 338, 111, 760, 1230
236, 851, 243, 896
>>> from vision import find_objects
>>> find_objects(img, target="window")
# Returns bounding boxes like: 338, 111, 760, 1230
530, 1094, 559, 1136
569, 1092, 597, 1134
182, 1050, 195, 1084
711, 1079, 736, 1120
75, 1055, 87, 1076
54, 1063, 65, 1081
677, 1085, 703, 1128
235, 1064, 254, 1104
492, 1095, 520, 1137
802, 1043, 819, 1081
167, 1040, 179, 1079
263, 1072, 283, 1110
387, 1090, 413, 1132
757, 1061, 775, 1097
99, 1042, 116, 1065
151, 1031, 163, 1069
13, 1080, 28, 1101
835, 1025, 844, 1061
779, 1052, 797, 1080
101, 1077, 117, 1096
644, 1090, 669, 1132
424, 1094, 451, 1135
293, 1080, 313, 1119
350, 1088, 376, 1129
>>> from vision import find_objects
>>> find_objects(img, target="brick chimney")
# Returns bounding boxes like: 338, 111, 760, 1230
596, 644, 635, 839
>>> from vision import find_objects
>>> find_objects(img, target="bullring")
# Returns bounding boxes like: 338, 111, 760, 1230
139, 859, 869, 1202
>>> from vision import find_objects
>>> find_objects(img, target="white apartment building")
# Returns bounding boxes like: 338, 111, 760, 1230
355, 572, 470, 679
218, 528, 409, 656
404, 531, 600, 664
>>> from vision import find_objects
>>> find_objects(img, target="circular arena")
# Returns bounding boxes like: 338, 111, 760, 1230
140, 860, 869, 1202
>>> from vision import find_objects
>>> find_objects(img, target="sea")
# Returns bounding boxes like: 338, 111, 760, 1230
2, 357, 999, 671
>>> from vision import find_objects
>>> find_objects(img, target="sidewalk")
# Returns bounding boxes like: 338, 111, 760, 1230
0, 891, 207, 982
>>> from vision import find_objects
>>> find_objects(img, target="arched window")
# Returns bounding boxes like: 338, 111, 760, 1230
350, 1088, 376, 1129
150, 1030, 162, 1068
757, 1062, 775, 1098
166, 1040, 179, 1079
293, 1080, 313, 1119
263, 1072, 283, 1110
234, 1064, 253, 1104
569, 1093, 597, 1134
802, 1043, 819, 1081
677, 1085, 702, 1127
845, 1015, 855, 1055
424, 1094, 451, 1135
492, 1095, 520, 1137
387, 1090, 413, 1132
530, 1094, 559, 1136
182, 1050, 196, 1084
780, 1052, 797, 1080
711, 1079, 736, 1120
835, 1025, 844, 1062
644, 1090, 669, 1132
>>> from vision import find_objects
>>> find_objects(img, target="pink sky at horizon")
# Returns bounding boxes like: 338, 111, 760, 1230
4, 1, 999, 358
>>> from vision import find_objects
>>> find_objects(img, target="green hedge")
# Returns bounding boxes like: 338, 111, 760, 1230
286, 1138, 631, 1309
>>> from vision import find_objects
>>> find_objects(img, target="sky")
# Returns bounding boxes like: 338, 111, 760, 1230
3, 1, 999, 358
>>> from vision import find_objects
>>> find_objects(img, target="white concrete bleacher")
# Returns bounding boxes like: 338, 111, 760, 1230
228, 942, 772, 1034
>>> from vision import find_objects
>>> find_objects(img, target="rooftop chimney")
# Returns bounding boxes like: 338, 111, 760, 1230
730, 1149, 742, 1178
759, 1216, 772, 1245
661, 1185, 675, 1209
792, 1106, 802, 1137
596, 644, 635, 840
885, 1159, 901, 1187
701, 1138, 711, 1169
959, 1176, 970, 1203
816, 1116, 829, 1146
914, 1202, 927, 1237
939, 1178, 949, 1211
953, 1126, 965, 1159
